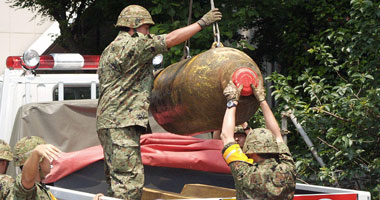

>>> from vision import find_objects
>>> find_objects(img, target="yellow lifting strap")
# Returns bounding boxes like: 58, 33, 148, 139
48, 191, 58, 200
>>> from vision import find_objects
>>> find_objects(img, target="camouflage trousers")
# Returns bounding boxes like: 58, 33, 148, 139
97, 126, 145, 199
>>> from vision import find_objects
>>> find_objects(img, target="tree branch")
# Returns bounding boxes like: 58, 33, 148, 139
317, 136, 369, 165
312, 107, 350, 122
334, 68, 348, 82
296, 177, 309, 184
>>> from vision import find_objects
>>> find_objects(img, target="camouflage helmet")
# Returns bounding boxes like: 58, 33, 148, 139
234, 125, 246, 134
0, 139, 13, 161
116, 5, 155, 28
243, 128, 279, 154
14, 136, 46, 166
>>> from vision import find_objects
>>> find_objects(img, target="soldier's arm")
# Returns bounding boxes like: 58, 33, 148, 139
220, 103, 253, 165
22, 144, 61, 189
166, 8, 222, 48
220, 106, 238, 145
219, 81, 254, 165
220, 81, 242, 146
166, 23, 202, 48
260, 101, 283, 143
251, 83, 283, 143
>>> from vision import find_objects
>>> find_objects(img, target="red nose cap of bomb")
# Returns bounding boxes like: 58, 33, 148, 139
232, 67, 258, 96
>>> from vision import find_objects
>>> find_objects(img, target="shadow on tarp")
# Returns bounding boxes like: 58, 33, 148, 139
52, 160, 235, 194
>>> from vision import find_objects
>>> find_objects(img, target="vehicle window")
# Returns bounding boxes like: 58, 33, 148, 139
53, 86, 99, 101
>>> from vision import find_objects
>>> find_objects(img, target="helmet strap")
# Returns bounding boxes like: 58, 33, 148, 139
39, 165, 47, 181
118, 27, 131, 32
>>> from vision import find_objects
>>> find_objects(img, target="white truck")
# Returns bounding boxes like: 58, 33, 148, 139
0, 51, 371, 200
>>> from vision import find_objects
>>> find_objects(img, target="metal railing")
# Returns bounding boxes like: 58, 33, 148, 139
48, 186, 120, 200
281, 107, 326, 168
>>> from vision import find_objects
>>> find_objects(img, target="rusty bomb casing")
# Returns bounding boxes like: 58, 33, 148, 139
149, 47, 263, 135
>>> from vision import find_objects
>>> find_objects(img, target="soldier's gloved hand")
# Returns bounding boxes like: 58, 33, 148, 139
197, 8, 222, 29
223, 81, 243, 102
251, 84, 266, 102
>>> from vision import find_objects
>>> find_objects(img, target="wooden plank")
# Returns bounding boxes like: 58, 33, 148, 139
180, 184, 236, 198
142, 187, 195, 200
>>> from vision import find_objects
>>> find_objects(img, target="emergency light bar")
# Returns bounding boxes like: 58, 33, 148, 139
6, 53, 100, 70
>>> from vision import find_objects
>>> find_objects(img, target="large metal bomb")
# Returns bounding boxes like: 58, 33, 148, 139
150, 47, 263, 135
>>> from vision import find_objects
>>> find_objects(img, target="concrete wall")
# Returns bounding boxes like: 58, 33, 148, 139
0, 1, 54, 74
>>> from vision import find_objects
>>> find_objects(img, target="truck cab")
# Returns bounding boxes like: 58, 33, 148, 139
1, 52, 99, 143
0, 51, 372, 200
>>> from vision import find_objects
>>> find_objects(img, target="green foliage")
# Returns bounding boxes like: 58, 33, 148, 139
6, 0, 258, 58
8, 0, 380, 197
265, 0, 380, 198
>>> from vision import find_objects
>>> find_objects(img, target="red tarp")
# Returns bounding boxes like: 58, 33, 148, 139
44, 133, 230, 183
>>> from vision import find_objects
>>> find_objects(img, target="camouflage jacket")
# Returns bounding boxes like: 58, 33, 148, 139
229, 142, 296, 200
0, 174, 14, 199
7, 174, 56, 200
97, 31, 168, 130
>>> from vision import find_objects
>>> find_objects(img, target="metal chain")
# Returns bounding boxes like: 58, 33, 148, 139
210, 0, 221, 47
184, 0, 221, 58
183, 0, 193, 59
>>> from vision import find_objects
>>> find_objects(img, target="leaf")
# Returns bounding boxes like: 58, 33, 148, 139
349, 139, 353, 147
342, 136, 349, 148
365, 74, 374, 80
335, 151, 343, 157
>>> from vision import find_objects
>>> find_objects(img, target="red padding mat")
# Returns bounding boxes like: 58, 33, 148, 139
44, 133, 230, 183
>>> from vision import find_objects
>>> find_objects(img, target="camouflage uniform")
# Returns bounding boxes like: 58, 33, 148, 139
0, 139, 13, 199
0, 174, 14, 199
9, 136, 57, 200
223, 128, 296, 200
96, 5, 168, 199
7, 174, 56, 200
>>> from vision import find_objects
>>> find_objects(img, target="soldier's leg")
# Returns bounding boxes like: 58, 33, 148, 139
97, 129, 113, 196
108, 126, 144, 199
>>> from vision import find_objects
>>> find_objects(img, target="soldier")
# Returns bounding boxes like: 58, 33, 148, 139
231, 123, 251, 148
220, 81, 296, 199
212, 122, 250, 146
0, 139, 14, 199
0, 139, 13, 174
8, 136, 61, 199
96, 4, 222, 199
